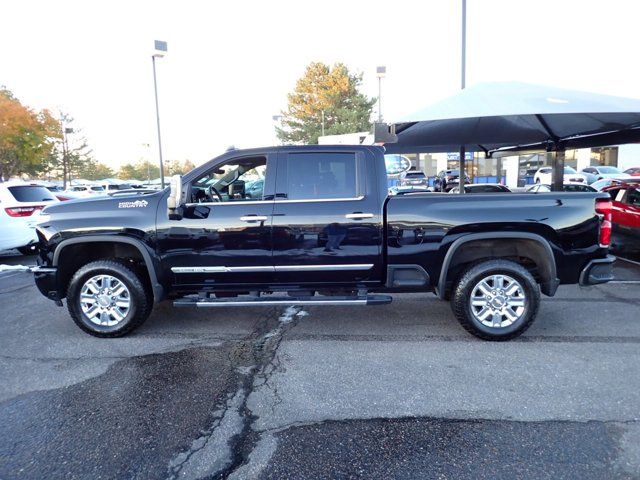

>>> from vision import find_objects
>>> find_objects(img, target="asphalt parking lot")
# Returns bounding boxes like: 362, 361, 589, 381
1, 252, 640, 479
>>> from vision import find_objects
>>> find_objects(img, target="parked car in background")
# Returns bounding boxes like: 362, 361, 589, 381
624, 167, 640, 177
603, 181, 640, 254
534, 166, 587, 184
580, 166, 630, 184
244, 178, 264, 199
433, 169, 471, 192
449, 184, 511, 194
526, 183, 597, 193
388, 185, 430, 195
591, 177, 640, 192
64, 185, 107, 199
0, 182, 59, 254
399, 170, 429, 188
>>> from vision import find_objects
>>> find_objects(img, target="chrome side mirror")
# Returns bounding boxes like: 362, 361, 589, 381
167, 175, 183, 220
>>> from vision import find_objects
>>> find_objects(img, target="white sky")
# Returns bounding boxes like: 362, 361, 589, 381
2, 0, 639, 168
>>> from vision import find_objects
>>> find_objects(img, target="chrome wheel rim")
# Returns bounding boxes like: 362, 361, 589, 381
80, 274, 131, 327
470, 274, 526, 328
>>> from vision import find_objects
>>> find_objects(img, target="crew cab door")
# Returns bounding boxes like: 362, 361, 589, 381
270, 149, 384, 286
156, 152, 277, 288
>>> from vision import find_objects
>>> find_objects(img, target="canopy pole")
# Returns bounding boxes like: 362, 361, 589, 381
551, 149, 565, 192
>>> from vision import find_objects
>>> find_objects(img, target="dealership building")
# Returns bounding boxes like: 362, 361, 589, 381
319, 132, 639, 188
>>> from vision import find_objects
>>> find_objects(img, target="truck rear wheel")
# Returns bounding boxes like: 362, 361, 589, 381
451, 259, 540, 341
67, 260, 152, 337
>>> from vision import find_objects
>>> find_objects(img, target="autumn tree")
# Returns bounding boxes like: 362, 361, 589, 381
75, 159, 114, 180
276, 62, 376, 145
0, 87, 60, 179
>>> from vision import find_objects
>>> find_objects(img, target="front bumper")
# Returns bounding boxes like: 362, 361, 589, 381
579, 255, 616, 286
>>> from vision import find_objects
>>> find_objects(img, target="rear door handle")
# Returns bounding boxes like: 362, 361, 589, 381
240, 215, 268, 222
345, 213, 374, 220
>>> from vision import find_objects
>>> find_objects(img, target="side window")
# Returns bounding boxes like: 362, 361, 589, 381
191, 156, 267, 203
282, 152, 358, 200
626, 189, 640, 206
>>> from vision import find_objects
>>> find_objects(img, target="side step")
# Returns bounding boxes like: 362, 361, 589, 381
174, 294, 392, 308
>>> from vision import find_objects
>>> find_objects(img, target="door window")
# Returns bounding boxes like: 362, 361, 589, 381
626, 188, 640, 206
280, 152, 358, 200
190, 156, 268, 203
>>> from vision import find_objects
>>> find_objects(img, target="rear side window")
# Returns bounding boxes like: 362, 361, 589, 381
7, 186, 57, 202
282, 152, 358, 200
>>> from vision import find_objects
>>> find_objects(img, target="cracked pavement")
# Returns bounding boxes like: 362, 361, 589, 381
1, 252, 640, 479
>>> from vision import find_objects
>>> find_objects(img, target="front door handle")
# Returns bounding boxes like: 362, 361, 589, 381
345, 212, 374, 220
240, 215, 268, 222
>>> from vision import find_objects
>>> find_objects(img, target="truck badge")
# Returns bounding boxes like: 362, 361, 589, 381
118, 199, 149, 209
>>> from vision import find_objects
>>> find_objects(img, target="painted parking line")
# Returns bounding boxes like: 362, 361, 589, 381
615, 255, 640, 267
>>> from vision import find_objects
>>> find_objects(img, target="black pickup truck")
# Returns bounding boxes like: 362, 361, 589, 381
32, 145, 615, 340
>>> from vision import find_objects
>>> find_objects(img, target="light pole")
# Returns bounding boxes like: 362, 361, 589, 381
152, 40, 167, 188
458, 0, 467, 194
376, 66, 386, 122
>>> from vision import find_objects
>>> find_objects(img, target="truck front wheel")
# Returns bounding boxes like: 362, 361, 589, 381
451, 259, 540, 341
67, 260, 152, 337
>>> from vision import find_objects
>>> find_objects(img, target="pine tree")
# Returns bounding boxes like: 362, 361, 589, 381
276, 62, 376, 145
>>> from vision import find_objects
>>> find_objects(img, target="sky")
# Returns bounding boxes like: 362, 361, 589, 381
2, 0, 640, 169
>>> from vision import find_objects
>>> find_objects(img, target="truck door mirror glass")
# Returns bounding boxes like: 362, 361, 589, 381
168, 175, 183, 220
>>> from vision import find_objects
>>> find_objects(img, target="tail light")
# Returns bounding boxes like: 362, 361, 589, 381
5, 206, 43, 217
595, 199, 612, 247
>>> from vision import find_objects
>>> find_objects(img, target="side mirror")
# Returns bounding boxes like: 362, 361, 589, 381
167, 175, 183, 220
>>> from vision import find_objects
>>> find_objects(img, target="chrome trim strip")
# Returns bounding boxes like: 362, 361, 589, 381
184, 200, 272, 207
274, 264, 374, 272
175, 299, 368, 307
171, 266, 275, 273
183, 196, 365, 207
172, 264, 374, 274
345, 213, 374, 219
274, 196, 365, 204
30, 266, 57, 273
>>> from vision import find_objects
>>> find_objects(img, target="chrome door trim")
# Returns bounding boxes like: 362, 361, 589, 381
274, 196, 365, 204
172, 266, 275, 273
274, 264, 373, 272
172, 264, 374, 274
345, 213, 374, 219
240, 215, 269, 222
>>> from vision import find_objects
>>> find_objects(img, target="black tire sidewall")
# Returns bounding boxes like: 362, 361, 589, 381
453, 261, 540, 340
67, 261, 147, 336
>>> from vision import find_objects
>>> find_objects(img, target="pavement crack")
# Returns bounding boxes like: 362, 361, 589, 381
165, 306, 302, 480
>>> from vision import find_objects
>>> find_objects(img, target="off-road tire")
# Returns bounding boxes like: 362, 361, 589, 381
67, 259, 152, 337
451, 259, 540, 341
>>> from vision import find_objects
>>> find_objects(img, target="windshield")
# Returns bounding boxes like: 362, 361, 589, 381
598, 167, 620, 174
405, 172, 426, 178
564, 167, 577, 173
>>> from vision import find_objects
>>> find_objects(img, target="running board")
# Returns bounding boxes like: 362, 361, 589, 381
173, 294, 392, 308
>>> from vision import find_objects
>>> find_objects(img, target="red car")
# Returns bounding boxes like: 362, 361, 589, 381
624, 167, 640, 177
604, 180, 640, 254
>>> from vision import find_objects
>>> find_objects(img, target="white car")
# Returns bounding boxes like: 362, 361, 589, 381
0, 182, 59, 254
580, 166, 631, 184
64, 184, 107, 198
534, 166, 587, 184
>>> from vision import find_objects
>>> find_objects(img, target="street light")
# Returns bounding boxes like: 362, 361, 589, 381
152, 40, 167, 188
376, 66, 386, 122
